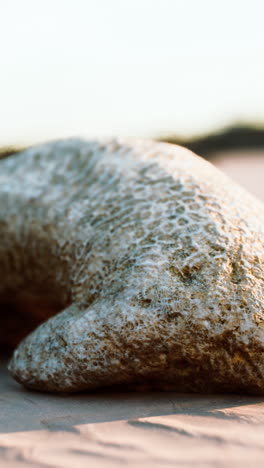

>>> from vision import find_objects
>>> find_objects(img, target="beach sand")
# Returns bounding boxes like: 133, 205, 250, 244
213, 149, 264, 202
1, 149, 264, 467
1, 358, 264, 468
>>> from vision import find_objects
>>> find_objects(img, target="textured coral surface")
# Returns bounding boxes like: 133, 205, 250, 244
0, 138, 263, 393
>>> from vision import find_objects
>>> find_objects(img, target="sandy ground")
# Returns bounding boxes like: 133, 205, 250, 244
1, 149, 264, 467
212, 149, 264, 202
1, 358, 264, 468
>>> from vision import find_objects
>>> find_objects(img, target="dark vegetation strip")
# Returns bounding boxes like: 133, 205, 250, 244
0, 146, 24, 160
1, 124, 264, 161
158, 124, 264, 159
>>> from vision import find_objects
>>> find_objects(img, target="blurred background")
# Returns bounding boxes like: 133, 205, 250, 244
1, 0, 264, 199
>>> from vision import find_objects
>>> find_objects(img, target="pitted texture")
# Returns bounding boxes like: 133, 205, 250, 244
1, 138, 264, 393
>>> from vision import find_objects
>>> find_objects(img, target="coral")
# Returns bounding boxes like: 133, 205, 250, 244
0, 138, 263, 393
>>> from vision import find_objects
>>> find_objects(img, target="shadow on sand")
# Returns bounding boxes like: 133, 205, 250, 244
1, 358, 263, 434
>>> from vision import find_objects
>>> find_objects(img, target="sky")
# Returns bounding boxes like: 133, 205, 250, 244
0, 0, 264, 146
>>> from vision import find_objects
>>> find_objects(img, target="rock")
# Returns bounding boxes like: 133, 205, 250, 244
1, 138, 263, 393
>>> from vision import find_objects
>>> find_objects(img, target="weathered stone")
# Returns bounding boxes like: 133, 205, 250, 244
0, 138, 263, 393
